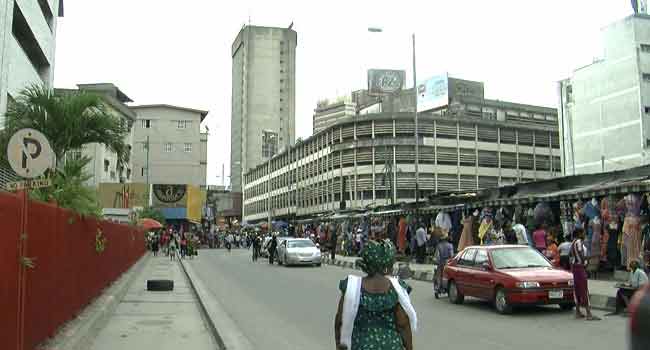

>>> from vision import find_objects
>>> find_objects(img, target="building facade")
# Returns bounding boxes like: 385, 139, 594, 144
0, 0, 63, 125
559, 14, 650, 175
58, 83, 136, 187
243, 109, 560, 223
230, 25, 297, 194
131, 104, 208, 188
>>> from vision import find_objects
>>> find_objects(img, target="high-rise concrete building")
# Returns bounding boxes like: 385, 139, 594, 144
559, 14, 650, 175
0, 0, 63, 125
230, 25, 297, 196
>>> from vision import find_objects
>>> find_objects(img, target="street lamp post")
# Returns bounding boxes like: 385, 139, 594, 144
368, 28, 419, 208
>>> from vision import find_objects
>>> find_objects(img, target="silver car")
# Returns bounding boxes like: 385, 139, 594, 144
278, 238, 322, 266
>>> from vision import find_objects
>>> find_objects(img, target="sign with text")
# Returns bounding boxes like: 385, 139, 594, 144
417, 73, 449, 112
6, 178, 52, 191
368, 69, 406, 96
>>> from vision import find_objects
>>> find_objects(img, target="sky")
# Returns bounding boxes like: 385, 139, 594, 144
53, 0, 634, 186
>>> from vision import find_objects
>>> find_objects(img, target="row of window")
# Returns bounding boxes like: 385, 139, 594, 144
140, 119, 193, 129
246, 175, 547, 216
245, 124, 560, 183
139, 142, 193, 153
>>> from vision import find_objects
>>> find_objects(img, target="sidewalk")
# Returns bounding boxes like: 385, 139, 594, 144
87, 255, 216, 350
322, 254, 618, 310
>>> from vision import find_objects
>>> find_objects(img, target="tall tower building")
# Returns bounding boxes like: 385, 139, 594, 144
230, 25, 297, 196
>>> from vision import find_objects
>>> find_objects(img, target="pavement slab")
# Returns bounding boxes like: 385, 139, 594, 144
88, 255, 216, 350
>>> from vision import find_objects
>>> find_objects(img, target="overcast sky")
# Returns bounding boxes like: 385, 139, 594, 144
53, 0, 633, 186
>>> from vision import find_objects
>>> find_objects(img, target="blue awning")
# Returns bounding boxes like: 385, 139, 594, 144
160, 207, 187, 220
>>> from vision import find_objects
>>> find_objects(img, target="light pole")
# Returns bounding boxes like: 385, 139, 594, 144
368, 28, 420, 207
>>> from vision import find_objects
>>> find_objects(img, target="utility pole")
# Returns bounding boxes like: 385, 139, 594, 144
146, 135, 150, 206
412, 33, 420, 212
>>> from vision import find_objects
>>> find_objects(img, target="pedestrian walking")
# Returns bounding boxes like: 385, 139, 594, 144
268, 234, 278, 265
225, 232, 233, 252
570, 227, 601, 321
252, 235, 261, 262
334, 240, 416, 350
168, 236, 177, 261
330, 226, 338, 261
415, 225, 428, 264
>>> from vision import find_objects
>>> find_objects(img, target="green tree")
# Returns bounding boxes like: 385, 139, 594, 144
30, 157, 102, 218
136, 206, 166, 226
0, 85, 130, 169
0, 85, 130, 217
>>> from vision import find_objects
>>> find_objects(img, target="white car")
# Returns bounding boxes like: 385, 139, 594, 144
278, 238, 322, 267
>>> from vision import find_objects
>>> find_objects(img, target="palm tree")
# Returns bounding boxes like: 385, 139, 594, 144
0, 85, 130, 169
0, 85, 131, 217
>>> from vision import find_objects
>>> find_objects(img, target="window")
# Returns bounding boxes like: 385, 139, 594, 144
110, 171, 116, 180
475, 250, 489, 266
458, 249, 477, 266
177, 120, 190, 129
184, 143, 192, 152
37, 0, 54, 31
164, 143, 173, 152
643, 73, 650, 82
141, 119, 151, 128
280, 60, 284, 64
645, 106, 650, 114
13, 1, 51, 80
262, 131, 278, 158
642, 44, 650, 52
126, 169, 131, 180
141, 167, 148, 177
647, 139, 650, 148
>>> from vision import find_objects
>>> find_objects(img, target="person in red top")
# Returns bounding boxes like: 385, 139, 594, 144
544, 235, 560, 267
533, 224, 548, 253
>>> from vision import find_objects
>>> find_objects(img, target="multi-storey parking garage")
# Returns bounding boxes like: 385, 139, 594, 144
243, 108, 560, 222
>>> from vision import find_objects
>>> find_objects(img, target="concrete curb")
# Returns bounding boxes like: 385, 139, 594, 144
179, 257, 253, 350
40, 254, 150, 350
321, 256, 616, 311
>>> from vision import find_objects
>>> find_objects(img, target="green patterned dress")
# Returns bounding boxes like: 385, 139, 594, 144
339, 277, 412, 350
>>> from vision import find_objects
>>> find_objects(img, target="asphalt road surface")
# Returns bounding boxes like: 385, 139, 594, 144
189, 249, 626, 350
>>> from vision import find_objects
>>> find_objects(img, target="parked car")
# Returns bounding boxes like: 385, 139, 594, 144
277, 238, 322, 267
442, 245, 575, 314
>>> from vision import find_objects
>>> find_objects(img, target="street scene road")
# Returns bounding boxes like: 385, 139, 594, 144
190, 249, 626, 350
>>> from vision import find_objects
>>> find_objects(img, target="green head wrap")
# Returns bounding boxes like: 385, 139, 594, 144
357, 239, 396, 276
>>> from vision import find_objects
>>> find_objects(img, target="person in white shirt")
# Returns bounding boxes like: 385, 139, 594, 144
415, 225, 428, 264
610, 259, 649, 315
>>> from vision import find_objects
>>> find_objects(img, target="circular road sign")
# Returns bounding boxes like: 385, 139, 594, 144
7, 128, 54, 178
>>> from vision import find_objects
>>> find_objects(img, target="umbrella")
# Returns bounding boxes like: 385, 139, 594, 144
138, 218, 163, 230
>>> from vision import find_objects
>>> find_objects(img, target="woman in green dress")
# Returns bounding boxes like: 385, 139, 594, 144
334, 240, 416, 350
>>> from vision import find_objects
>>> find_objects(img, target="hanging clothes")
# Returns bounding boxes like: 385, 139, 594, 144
619, 194, 643, 269
600, 197, 612, 262
458, 215, 475, 251
398, 217, 407, 254
435, 212, 452, 235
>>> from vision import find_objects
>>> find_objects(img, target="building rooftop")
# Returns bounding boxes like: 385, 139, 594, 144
77, 83, 133, 103
130, 104, 209, 122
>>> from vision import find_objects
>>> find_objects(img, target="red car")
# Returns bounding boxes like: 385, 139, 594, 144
442, 245, 575, 314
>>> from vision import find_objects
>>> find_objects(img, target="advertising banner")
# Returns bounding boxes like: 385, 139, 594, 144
368, 69, 406, 96
417, 73, 449, 112
98, 183, 149, 209
152, 184, 187, 208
